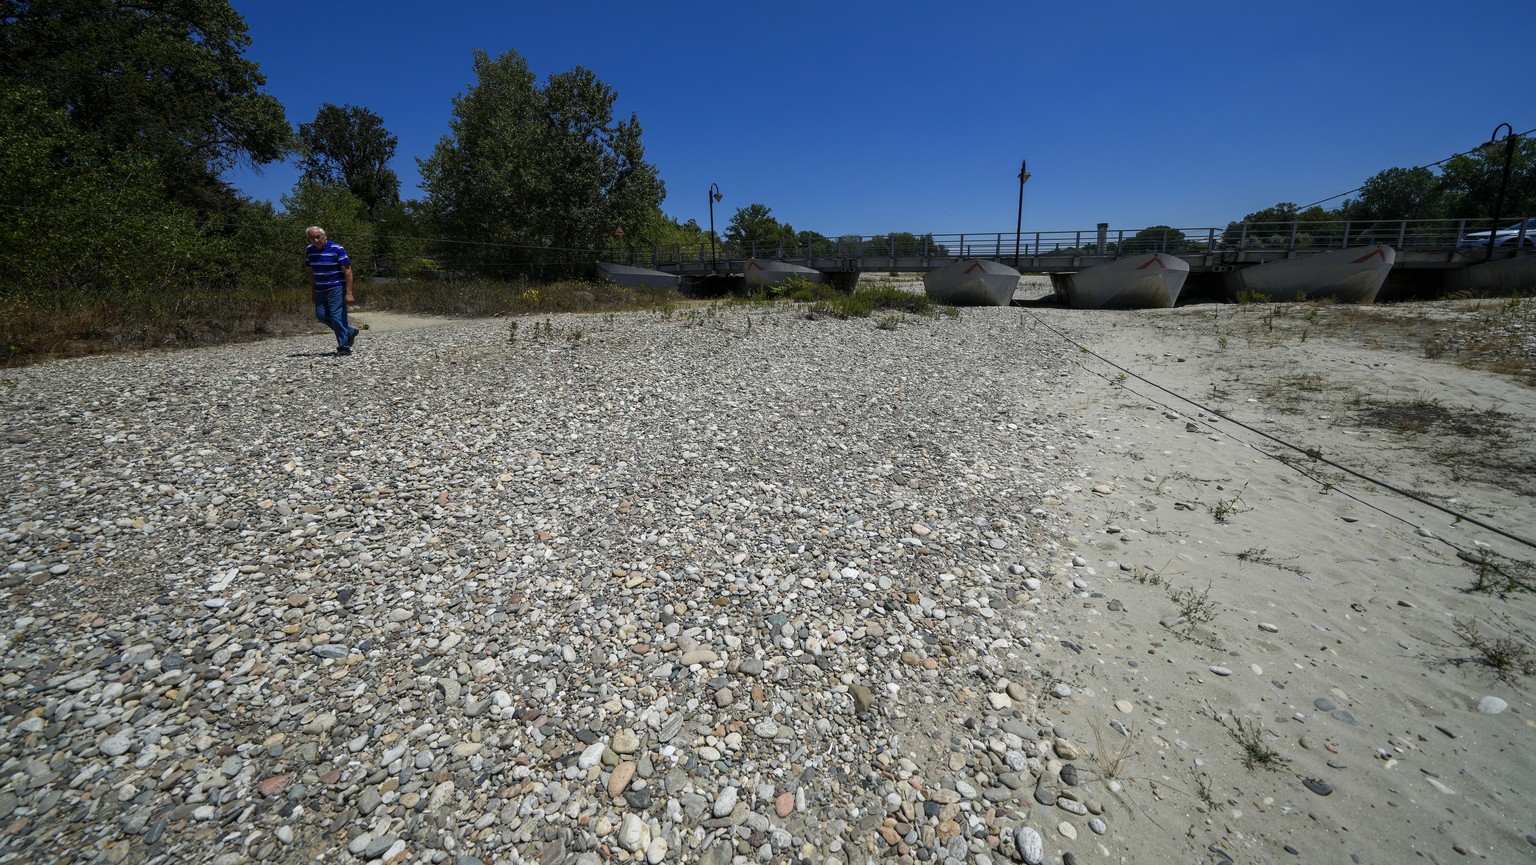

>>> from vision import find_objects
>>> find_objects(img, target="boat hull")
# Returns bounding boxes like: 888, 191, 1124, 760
596, 262, 680, 290
1050, 253, 1190, 309
922, 259, 1020, 306
744, 259, 824, 289
1226, 245, 1396, 304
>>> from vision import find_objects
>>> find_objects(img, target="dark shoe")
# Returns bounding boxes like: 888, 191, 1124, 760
335, 347, 352, 356
344, 327, 359, 349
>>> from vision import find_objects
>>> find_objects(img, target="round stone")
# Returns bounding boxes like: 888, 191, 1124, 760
1476, 696, 1508, 715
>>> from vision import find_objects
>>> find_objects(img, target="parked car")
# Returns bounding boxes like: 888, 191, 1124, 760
1457, 217, 1536, 248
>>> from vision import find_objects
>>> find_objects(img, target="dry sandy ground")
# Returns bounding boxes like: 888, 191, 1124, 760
309, 286, 1536, 863
1000, 291, 1536, 864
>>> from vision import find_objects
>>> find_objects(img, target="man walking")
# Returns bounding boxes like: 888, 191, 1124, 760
305, 226, 359, 355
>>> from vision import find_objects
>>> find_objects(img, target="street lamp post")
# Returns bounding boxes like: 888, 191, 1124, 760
1015, 160, 1032, 264
1479, 123, 1518, 260
708, 183, 723, 271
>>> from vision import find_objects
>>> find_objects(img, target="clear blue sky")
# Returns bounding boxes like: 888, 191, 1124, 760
226, 0, 1533, 237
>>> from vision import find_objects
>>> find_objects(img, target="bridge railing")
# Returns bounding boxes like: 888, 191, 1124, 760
599, 217, 1526, 267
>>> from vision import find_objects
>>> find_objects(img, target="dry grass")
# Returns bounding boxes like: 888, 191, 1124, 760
1, 285, 313, 366
0, 278, 689, 368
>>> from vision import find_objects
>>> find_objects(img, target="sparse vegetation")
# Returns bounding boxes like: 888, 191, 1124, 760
1221, 715, 1290, 772
1449, 617, 1534, 684
1463, 548, 1535, 595
1166, 581, 1220, 628
1205, 484, 1250, 523
1086, 718, 1139, 783
1233, 548, 1308, 578
1134, 559, 1176, 586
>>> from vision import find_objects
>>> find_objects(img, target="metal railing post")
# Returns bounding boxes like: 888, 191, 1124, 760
1288, 222, 1298, 252
1239, 224, 1248, 249
1397, 220, 1407, 249
1342, 221, 1351, 248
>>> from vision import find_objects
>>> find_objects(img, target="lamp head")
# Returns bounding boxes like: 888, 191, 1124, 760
712, 191, 723, 202
1481, 123, 1516, 155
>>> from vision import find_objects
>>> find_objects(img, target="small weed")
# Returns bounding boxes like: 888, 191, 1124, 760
1220, 715, 1290, 772
1205, 484, 1250, 523
1193, 772, 1216, 809
1086, 718, 1139, 782
876, 313, 903, 331
1134, 558, 1176, 586
507, 321, 518, 344
1217, 336, 1229, 350
1462, 548, 1535, 595
1233, 548, 1308, 578
1166, 581, 1220, 628
1449, 617, 1534, 685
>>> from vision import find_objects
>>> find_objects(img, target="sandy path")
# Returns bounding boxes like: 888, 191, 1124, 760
1012, 297, 1536, 863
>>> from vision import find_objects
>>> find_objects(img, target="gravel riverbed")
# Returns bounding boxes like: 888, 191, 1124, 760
3, 305, 1118, 865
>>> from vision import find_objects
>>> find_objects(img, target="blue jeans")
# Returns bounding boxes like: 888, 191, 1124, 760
314, 289, 355, 349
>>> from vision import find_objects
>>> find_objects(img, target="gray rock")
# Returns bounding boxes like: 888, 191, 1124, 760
1015, 826, 1044, 865
1476, 696, 1508, 715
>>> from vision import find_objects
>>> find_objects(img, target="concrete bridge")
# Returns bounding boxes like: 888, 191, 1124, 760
605, 217, 1536, 296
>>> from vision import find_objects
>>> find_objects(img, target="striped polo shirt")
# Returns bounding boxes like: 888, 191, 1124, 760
305, 241, 351, 292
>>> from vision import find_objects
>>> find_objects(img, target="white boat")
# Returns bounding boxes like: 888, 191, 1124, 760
922, 259, 1020, 306
1050, 252, 1190, 309
1227, 245, 1396, 304
596, 262, 680, 289
743, 259, 824, 289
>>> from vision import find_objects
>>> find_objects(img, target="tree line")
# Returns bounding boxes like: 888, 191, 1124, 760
3, 0, 1533, 303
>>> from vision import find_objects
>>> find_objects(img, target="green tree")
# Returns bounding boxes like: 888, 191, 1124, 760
0, 83, 211, 299
1123, 225, 1187, 253
609, 213, 709, 263
1339, 166, 1445, 222
0, 0, 291, 215
1438, 138, 1536, 223
281, 179, 376, 278
724, 203, 796, 255
417, 48, 665, 276
864, 231, 947, 257
298, 104, 400, 217
1225, 203, 1338, 248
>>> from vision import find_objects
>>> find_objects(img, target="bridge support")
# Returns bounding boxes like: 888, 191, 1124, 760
824, 271, 860, 292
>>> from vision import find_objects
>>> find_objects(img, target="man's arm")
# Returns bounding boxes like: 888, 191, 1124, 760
343, 264, 354, 303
